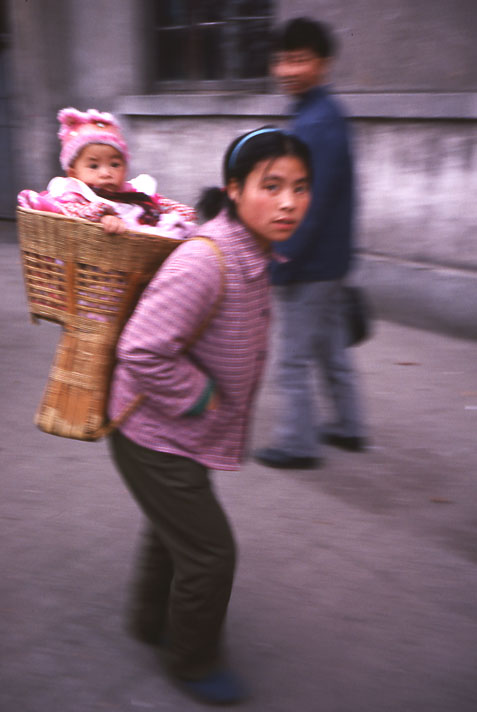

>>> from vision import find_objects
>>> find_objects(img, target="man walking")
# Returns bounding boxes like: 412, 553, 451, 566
255, 17, 367, 469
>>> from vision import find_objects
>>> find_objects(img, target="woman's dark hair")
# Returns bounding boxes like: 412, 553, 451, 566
196, 127, 311, 222
272, 17, 336, 59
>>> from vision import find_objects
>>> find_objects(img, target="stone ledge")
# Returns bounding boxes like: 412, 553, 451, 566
355, 255, 477, 341
117, 92, 477, 120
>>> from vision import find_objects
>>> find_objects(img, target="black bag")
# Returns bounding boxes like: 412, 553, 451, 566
343, 285, 372, 347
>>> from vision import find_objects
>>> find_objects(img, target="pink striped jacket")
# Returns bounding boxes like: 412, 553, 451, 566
108, 210, 271, 470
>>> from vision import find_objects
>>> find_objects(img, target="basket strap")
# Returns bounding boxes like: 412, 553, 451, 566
93, 394, 146, 440
183, 237, 226, 350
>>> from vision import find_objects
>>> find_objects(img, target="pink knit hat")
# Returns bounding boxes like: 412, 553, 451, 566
57, 107, 129, 170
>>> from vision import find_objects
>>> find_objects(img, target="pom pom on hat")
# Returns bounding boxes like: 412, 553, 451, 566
57, 107, 129, 170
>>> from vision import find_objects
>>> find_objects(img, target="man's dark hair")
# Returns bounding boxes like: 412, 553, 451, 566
272, 17, 336, 59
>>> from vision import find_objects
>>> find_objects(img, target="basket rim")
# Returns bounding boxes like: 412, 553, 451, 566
16, 205, 183, 242
17, 205, 107, 228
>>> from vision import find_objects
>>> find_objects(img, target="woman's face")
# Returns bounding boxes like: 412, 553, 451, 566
227, 155, 310, 248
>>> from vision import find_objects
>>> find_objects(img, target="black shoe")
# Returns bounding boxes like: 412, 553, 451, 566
254, 447, 319, 469
322, 434, 367, 452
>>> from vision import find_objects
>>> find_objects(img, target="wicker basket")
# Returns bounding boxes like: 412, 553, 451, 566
17, 206, 182, 440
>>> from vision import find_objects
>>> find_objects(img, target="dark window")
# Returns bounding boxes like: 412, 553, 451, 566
153, 0, 274, 88
0, 0, 8, 51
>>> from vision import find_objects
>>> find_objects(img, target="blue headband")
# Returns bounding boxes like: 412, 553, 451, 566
228, 128, 282, 171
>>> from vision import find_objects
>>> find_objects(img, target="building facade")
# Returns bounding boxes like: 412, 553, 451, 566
4, 0, 477, 337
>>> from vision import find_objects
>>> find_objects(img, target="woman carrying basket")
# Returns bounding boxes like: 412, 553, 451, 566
108, 127, 311, 705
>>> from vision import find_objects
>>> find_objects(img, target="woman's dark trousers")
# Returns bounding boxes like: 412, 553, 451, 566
109, 429, 236, 680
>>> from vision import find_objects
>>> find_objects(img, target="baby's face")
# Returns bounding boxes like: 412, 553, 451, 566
68, 144, 126, 192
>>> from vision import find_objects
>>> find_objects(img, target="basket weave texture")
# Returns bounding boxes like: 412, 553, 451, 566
17, 207, 182, 440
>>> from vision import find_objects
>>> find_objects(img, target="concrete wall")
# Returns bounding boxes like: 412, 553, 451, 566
116, 98, 477, 340
115, 0, 477, 340
8, 0, 141, 193
353, 120, 477, 270
8, 0, 70, 192
119, 97, 288, 207
67, 0, 144, 109
277, 0, 477, 92
6, 0, 477, 338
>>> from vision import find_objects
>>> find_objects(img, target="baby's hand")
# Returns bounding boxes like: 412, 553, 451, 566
100, 215, 128, 234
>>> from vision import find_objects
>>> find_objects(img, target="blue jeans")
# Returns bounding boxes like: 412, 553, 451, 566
268, 280, 365, 457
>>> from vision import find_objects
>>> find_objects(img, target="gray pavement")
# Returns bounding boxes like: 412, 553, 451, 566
1, 236, 477, 712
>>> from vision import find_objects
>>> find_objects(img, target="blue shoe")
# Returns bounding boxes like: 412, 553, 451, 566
179, 668, 248, 705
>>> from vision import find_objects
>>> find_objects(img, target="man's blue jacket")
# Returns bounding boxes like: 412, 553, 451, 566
271, 85, 355, 284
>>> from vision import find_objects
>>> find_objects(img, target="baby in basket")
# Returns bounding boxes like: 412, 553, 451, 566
18, 108, 197, 321
18, 107, 196, 237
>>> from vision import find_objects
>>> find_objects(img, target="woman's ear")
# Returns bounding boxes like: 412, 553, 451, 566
226, 179, 240, 203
